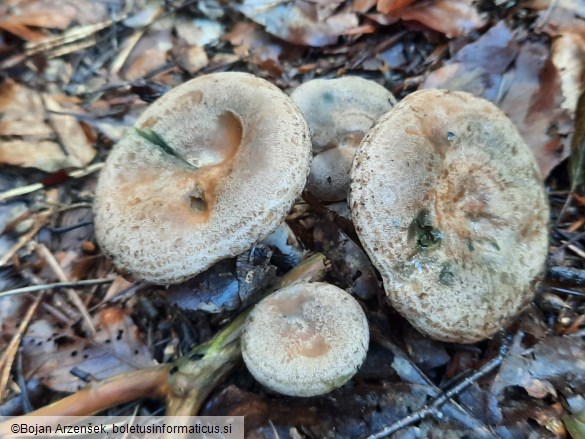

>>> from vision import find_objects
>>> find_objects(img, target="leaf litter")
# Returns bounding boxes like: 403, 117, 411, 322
0, 0, 584, 436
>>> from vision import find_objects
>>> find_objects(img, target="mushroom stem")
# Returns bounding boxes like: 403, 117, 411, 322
0, 253, 328, 427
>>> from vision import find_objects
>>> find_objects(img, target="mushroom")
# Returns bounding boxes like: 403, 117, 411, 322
290, 76, 395, 202
241, 281, 369, 397
94, 72, 312, 284
349, 89, 549, 343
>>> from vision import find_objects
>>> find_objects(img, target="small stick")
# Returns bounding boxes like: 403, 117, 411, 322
0, 212, 51, 266
0, 162, 103, 202
372, 333, 499, 436
0, 278, 114, 298
366, 336, 512, 439
35, 244, 96, 335
548, 266, 585, 286
0, 292, 45, 401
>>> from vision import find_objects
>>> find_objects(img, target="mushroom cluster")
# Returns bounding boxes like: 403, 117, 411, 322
94, 72, 312, 284
350, 89, 549, 343
94, 72, 550, 390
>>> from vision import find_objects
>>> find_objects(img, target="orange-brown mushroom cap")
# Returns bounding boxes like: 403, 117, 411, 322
241, 282, 369, 397
350, 89, 549, 343
94, 72, 312, 284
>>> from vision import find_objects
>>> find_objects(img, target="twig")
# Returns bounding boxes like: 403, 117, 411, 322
0, 366, 170, 423
372, 333, 500, 437
0, 279, 114, 299
366, 335, 512, 439
0, 211, 52, 266
0, 162, 103, 202
548, 266, 585, 287
0, 292, 45, 401
35, 244, 96, 335
549, 287, 585, 297
535, 0, 559, 30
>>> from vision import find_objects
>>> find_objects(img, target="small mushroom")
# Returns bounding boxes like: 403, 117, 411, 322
290, 76, 395, 202
241, 281, 369, 397
350, 89, 549, 343
94, 72, 312, 284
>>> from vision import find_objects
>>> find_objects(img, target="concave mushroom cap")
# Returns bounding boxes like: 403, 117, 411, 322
94, 72, 311, 284
290, 76, 395, 201
241, 282, 369, 397
350, 89, 549, 343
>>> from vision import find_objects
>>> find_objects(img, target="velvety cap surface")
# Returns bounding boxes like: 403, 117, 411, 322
241, 282, 369, 397
94, 72, 312, 284
350, 89, 549, 343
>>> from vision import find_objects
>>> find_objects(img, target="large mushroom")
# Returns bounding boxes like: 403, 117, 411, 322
241, 281, 369, 397
350, 89, 549, 343
94, 72, 312, 284
290, 76, 395, 202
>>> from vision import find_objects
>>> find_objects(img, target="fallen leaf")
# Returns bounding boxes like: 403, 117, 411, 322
354, 0, 378, 13
175, 18, 224, 47
172, 41, 209, 74
0, 80, 95, 172
236, 0, 359, 47
223, 21, 286, 76
424, 21, 518, 100
121, 30, 173, 81
570, 90, 585, 190
499, 42, 572, 178
423, 23, 572, 178
166, 245, 276, 313
44, 96, 96, 167
377, 0, 416, 15
392, 0, 487, 38
492, 334, 585, 399
21, 306, 155, 393
0, 0, 109, 42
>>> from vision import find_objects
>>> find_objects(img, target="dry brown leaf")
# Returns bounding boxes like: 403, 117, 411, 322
492, 334, 585, 399
44, 96, 96, 167
499, 43, 572, 178
21, 306, 155, 393
422, 23, 572, 178
423, 22, 518, 100
174, 18, 224, 47
121, 30, 172, 81
538, 7, 585, 112
354, 0, 378, 13
172, 43, 209, 74
0, 21, 47, 42
377, 0, 416, 15
236, 0, 359, 47
0, 80, 95, 172
552, 33, 585, 112
393, 0, 487, 38
223, 21, 285, 76
0, 0, 109, 40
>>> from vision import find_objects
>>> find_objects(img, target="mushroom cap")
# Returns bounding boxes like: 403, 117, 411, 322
350, 89, 549, 343
290, 76, 395, 201
241, 282, 369, 397
94, 72, 311, 284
